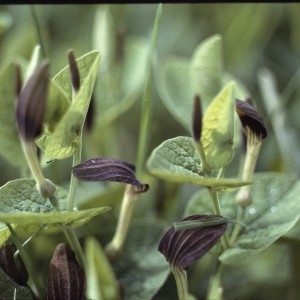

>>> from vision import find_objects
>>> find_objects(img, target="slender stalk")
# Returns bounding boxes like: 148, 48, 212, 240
171, 265, 189, 300
30, 5, 47, 58
62, 226, 86, 269
208, 188, 230, 249
21, 141, 45, 188
136, 3, 162, 175
206, 262, 224, 300
7, 224, 46, 299
67, 130, 82, 211
105, 184, 140, 261
229, 206, 245, 245
194, 140, 210, 174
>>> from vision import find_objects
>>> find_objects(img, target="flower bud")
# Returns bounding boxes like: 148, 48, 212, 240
235, 99, 268, 207
192, 95, 202, 142
16, 60, 49, 141
68, 49, 80, 92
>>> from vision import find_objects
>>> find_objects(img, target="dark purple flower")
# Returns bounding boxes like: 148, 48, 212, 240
16, 60, 49, 141
158, 215, 227, 270
72, 157, 149, 191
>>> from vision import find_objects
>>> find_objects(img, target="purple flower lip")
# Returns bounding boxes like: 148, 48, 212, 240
72, 157, 149, 191
235, 99, 267, 140
158, 215, 227, 270
16, 60, 49, 141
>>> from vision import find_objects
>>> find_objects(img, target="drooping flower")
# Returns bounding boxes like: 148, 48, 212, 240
158, 214, 227, 270
235, 99, 267, 207
72, 157, 149, 191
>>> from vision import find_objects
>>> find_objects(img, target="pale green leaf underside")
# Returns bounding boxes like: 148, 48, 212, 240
201, 81, 235, 169
37, 51, 100, 159
85, 237, 120, 300
0, 224, 13, 246
0, 63, 25, 166
185, 172, 300, 264
0, 178, 110, 224
147, 136, 248, 190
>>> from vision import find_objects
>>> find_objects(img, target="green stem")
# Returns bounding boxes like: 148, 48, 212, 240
229, 206, 245, 245
105, 184, 140, 261
206, 262, 224, 300
30, 5, 47, 58
136, 4, 162, 175
61, 226, 86, 269
171, 265, 189, 300
194, 141, 210, 174
67, 131, 82, 211
208, 188, 230, 249
7, 224, 46, 299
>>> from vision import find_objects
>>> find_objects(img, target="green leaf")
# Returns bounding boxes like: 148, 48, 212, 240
85, 237, 120, 300
147, 136, 248, 190
92, 6, 116, 73
0, 178, 110, 224
42, 77, 70, 134
189, 34, 223, 110
156, 56, 194, 130
185, 172, 300, 264
201, 81, 235, 169
0, 267, 34, 300
94, 37, 149, 126
0, 11, 12, 37
0, 63, 26, 167
37, 51, 100, 159
0, 224, 12, 246
112, 218, 170, 300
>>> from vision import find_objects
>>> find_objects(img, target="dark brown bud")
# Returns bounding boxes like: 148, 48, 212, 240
68, 49, 80, 92
16, 60, 49, 141
47, 243, 85, 300
158, 215, 227, 270
235, 99, 267, 140
192, 95, 203, 141
85, 93, 95, 132
15, 64, 22, 97
72, 157, 149, 191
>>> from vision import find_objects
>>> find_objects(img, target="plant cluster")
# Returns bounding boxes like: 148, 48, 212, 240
0, 3, 300, 300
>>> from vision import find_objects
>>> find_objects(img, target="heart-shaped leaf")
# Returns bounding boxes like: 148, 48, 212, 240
0, 178, 110, 225
147, 136, 248, 191
185, 172, 300, 264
